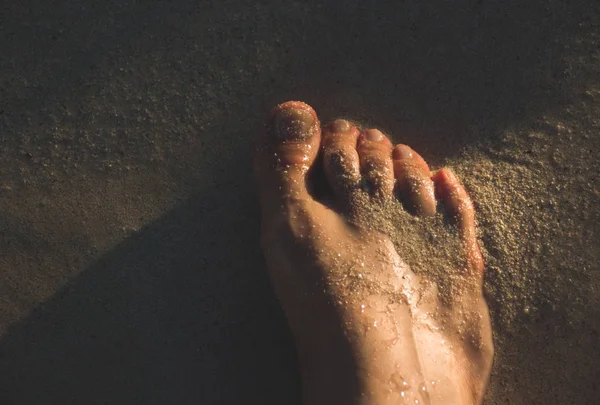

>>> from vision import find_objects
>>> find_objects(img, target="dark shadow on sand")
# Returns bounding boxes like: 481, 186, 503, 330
0, 166, 302, 405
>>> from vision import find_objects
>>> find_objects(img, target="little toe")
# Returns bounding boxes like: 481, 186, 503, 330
356, 129, 394, 199
321, 119, 361, 201
433, 168, 484, 280
392, 144, 436, 216
254, 101, 321, 211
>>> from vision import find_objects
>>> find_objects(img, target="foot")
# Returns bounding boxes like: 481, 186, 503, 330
254, 101, 493, 405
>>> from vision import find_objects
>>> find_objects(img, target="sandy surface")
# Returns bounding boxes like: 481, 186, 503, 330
0, 1, 598, 404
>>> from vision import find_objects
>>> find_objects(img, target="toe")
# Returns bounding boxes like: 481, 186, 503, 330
356, 129, 394, 199
433, 168, 484, 280
321, 119, 361, 201
392, 144, 436, 216
254, 101, 321, 211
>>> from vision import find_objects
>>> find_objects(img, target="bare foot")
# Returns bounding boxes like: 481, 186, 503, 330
254, 101, 493, 405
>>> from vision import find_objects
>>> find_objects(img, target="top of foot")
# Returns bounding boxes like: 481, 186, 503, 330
254, 101, 493, 405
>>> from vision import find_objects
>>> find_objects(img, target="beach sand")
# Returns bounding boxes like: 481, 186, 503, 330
0, 1, 598, 404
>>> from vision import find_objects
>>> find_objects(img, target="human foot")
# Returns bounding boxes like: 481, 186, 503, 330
254, 101, 493, 405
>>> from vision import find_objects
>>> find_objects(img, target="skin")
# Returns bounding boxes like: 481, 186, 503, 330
254, 101, 493, 405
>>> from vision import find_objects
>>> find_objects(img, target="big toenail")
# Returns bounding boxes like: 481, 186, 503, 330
393, 145, 414, 160
274, 108, 315, 141
330, 119, 351, 133
365, 129, 384, 142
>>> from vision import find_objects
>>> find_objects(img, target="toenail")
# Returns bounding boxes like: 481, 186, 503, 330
329, 119, 351, 133
273, 108, 315, 141
393, 145, 414, 160
364, 129, 384, 142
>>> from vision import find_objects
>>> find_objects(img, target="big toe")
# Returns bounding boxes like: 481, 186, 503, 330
254, 101, 321, 212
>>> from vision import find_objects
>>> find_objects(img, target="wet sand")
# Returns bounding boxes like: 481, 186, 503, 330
0, 1, 598, 404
